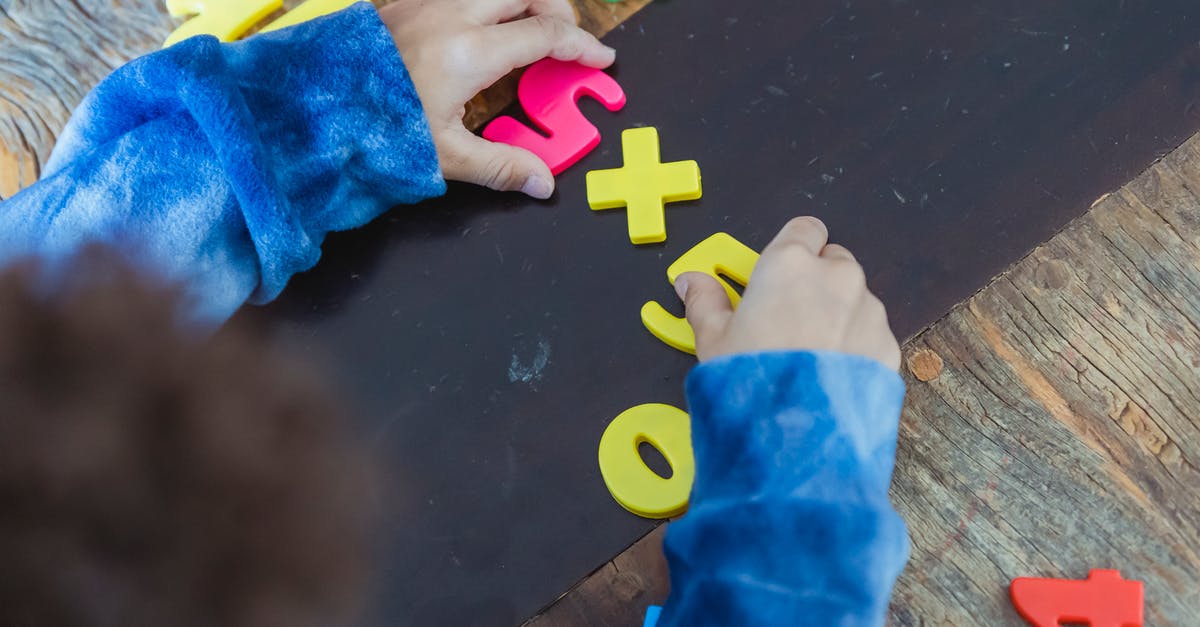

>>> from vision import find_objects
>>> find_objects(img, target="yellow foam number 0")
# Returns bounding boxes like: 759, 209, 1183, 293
641, 232, 760, 354
164, 0, 358, 47
598, 403, 695, 519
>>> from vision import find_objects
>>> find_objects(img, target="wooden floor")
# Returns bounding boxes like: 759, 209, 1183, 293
5, 0, 1200, 624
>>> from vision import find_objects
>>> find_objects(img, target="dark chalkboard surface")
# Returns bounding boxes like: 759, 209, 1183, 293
239, 1, 1200, 624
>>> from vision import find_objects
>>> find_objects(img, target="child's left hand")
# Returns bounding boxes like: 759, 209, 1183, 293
379, 0, 616, 199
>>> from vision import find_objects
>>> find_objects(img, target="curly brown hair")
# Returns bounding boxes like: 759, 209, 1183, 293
0, 252, 373, 627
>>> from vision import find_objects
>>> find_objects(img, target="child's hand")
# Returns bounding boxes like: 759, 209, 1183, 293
379, 0, 615, 199
676, 217, 901, 369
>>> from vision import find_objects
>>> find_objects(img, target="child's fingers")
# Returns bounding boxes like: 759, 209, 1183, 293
527, 0, 577, 23
762, 216, 829, 257
820, 243, 856, 262
849, 296, 901, 370
469, 0, 576, 24
478, 15, 615, 76
677, 272, 734, 351
442, 131, 556, 198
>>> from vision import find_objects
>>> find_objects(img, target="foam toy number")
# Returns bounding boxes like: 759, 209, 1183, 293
483, 59, 627, 175
598, 404, 694, 519
641, 233, 760, 354
163, 0, 356, 47
587, 127, 702, 245
163, 0, 281, 47
259, 0, 358, 33
1010, 569, 1143, 627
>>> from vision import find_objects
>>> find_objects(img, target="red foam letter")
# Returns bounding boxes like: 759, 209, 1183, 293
1010, 569, 1143, 627
482, 59, 626, 175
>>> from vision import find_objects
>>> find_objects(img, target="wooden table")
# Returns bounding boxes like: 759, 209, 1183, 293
5, 1, 1200, 624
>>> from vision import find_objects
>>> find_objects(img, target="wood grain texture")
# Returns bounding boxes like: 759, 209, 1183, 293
0, 0, 173, 197
0, 0, 649, 198
525, 525, 669, 627
528, 135, 1200, 625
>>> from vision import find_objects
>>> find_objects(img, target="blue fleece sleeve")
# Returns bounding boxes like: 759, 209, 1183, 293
657, 351, 910, 626
0, 2, 444, 324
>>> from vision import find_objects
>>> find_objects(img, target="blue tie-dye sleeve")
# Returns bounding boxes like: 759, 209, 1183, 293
0, 2, 445, 324
656, 350, 910, 627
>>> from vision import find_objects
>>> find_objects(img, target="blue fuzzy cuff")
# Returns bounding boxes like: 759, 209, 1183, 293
658, 351, 910, 626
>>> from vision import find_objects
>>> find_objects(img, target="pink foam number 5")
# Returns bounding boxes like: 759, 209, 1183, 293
483, 59, 627, 175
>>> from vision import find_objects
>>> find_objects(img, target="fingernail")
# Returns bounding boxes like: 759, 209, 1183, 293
604, 45, 617, 56
521, 175, 553, 200
673, 275, 689, 300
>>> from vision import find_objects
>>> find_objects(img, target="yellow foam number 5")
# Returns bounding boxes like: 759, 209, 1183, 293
163, 0, 282, 47
641, 232, 760, 354
598, 403, 695, 519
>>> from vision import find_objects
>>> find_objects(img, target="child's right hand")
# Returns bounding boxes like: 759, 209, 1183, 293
676, 217, 902, 370
379, 0, 615, 200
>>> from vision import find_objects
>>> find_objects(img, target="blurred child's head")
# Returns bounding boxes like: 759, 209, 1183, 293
0, 251, 373, 627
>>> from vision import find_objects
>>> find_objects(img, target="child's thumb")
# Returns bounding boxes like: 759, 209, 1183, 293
676, 272, 733, 350
443, 131, 555, 199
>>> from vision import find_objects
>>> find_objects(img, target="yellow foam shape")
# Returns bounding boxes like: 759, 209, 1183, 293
642, 232, 760, 354
587, 127, 701, 245
598, 403, 694, 519
640, 301, 698, 354
163, 0, 283, 47
260, 0, 359, 33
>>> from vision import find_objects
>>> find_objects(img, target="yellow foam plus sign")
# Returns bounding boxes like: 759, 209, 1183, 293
586, 127, 702, 245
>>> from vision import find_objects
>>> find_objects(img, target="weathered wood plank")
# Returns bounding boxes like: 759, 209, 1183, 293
524, 525, 669, 627
890, 137, 1200, 623
0, 0, 173, 197
528, 135, 1200, 625
0, 0, 649, 199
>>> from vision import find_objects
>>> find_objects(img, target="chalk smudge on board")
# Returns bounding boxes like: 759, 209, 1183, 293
508, 335, 551, 386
